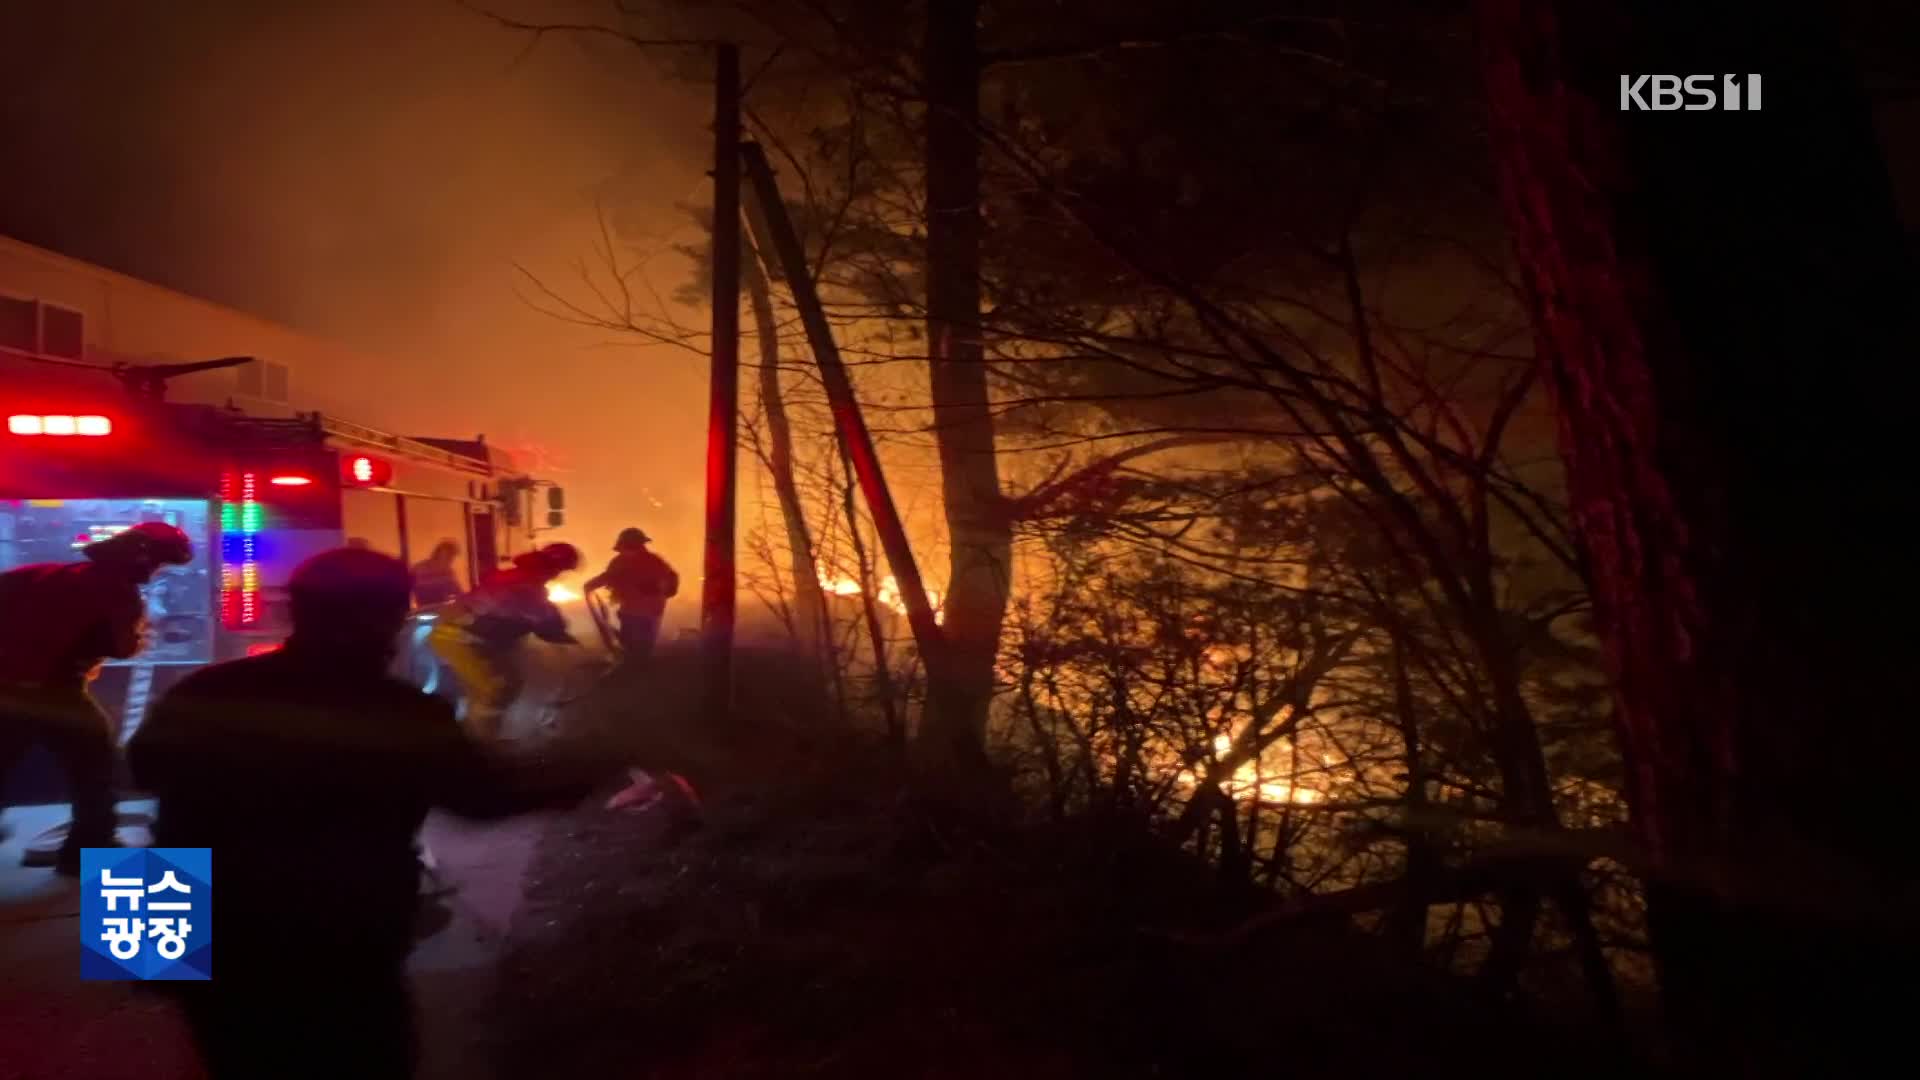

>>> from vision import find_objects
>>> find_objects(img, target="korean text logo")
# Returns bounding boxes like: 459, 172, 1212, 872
80, 847, 212, 981
1620, 75, 1762, 112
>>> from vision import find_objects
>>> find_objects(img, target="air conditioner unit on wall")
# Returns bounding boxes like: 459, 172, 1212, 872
235, 359, 291, 404
0, 294, 86, 359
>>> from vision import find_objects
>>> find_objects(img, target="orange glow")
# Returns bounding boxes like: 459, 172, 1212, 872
547, 583, 582, 604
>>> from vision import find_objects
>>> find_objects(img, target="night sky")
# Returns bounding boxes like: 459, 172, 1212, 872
0, 0, 717, 606
3, 0, 1916, 616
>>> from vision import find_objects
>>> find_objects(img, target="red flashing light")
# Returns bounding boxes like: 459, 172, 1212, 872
245, 642, 283, 657
269, 475, 314, 487
7, 414, 112, 436
341, 454, 392, 487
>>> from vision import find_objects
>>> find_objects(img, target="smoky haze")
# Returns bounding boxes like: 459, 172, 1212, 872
0, 0, 717, 620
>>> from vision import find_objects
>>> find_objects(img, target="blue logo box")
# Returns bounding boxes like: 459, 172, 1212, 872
79, 847, 212, 981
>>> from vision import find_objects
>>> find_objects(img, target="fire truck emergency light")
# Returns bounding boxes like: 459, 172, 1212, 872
8, 414, 113, 436
341, 454, 392, 487
220, 471, 264, 628
269, 475, 314, 487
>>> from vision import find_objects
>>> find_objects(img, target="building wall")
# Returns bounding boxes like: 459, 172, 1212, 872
0, 233, 387, 419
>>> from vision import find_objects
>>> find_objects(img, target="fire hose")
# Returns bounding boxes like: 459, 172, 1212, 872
585, 587, 621, 659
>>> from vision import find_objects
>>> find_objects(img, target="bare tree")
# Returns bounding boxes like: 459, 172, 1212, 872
744, 250, 832, 660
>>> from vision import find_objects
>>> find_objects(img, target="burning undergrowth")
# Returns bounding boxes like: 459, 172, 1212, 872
484, 663, 1630, 1079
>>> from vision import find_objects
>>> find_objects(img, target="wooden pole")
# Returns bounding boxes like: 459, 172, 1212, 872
739, 141, 945, 662
700, 43, 742, 724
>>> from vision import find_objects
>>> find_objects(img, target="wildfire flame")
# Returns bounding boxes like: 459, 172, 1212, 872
818, 572, 944, 625
821, 575, 863, 597
1177, 732, 1322, 805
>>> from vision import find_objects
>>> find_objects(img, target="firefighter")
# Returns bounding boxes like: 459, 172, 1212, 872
583, 527, 698, 822
0, 521, 193, 875
583, 527, 679, 666
409, 538, 463, 609
425, 542, 580, 739
128, 547, 627, 1079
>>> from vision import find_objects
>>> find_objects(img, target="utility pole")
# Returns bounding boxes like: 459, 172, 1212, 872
700, 43, 742, 726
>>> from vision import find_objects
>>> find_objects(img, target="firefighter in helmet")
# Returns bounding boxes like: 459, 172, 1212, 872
584, 527, 697, 821
0, 522, 193, 874
583, 527, 679, 666
424, 542, 580, 739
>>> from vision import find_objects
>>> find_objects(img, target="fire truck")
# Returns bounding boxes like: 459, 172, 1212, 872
1, 360, 567, 768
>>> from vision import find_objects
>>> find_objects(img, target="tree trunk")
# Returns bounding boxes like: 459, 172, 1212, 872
839, 442, 902, 745
744, 255, 831, 663
1477, 0, 1914, 1068
1385, 627, 1436, 964
1215, 787, 1250, 886
1472, 621, 1555, 1000
919, 0, 1006, 777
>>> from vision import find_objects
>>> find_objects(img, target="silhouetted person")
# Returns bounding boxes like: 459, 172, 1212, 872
583, 528, 694, 818
409, 538, 463, 608
129, 547, 621, 1080
583, 527, 678, 665
0, 522, 192, 875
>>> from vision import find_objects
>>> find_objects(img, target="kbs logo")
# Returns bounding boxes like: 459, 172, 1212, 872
1620, 74, 1762, 112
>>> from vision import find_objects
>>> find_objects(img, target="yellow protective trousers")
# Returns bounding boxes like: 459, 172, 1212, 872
424, 624, 521, 741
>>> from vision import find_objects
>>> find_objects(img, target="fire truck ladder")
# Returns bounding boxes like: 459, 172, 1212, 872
202, 412, 499, 478
312, 414, 495, 478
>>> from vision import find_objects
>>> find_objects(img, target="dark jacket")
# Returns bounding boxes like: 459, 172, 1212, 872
0, 561, 145, 689
584, 550, 678, 618
128, 645, 612, 975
